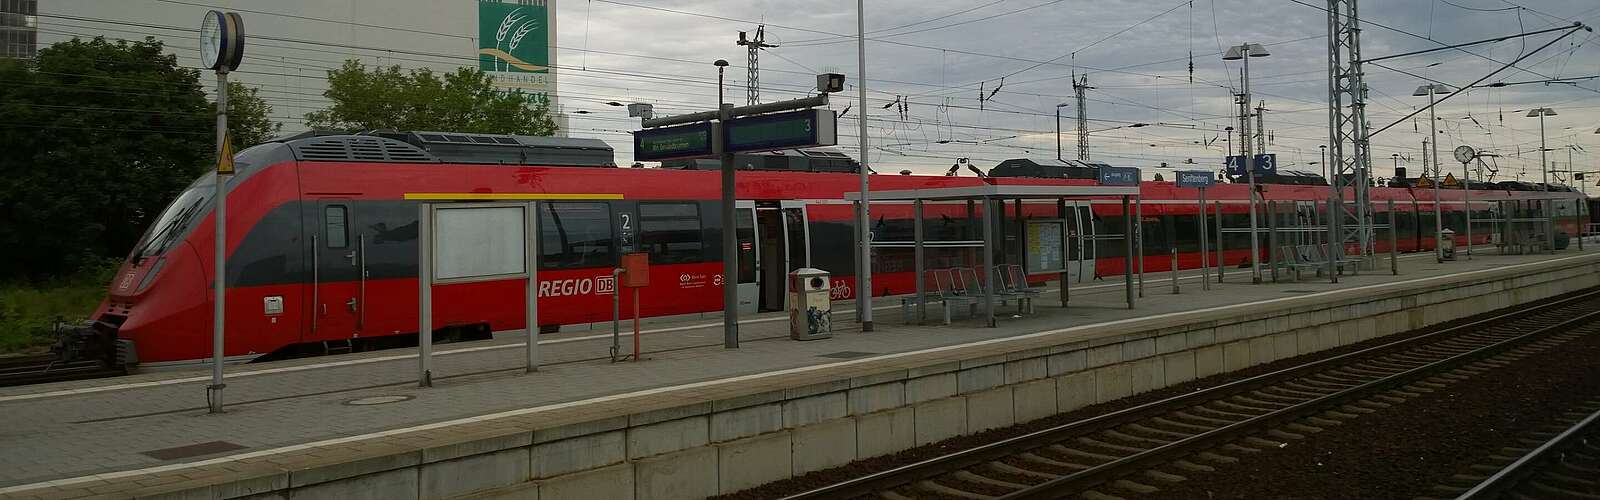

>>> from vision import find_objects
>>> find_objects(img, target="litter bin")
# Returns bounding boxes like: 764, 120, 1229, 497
1439, 229, 1456, 260
789, 268, 833, 340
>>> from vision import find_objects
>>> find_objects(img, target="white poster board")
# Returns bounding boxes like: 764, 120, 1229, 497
432, 205, 528, 283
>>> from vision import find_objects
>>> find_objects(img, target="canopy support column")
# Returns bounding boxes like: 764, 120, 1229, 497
1123, 195, 1134, 309
1057, 198, 1069, 307
982, 197, 997, 327
914, 199, 926, 323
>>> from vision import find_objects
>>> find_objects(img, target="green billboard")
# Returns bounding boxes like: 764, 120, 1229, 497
479, 1, 550, 74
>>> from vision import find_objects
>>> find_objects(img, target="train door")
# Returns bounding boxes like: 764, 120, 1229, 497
734, 201, 758, 315
309, 199, 365, 344
1066, 201, 1097, 283
761, 201, 809, 311
734, 200, 812, 314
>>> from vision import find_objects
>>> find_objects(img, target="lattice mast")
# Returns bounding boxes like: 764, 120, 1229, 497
1255, 100, 1268, 153
1074, 73, 1091, 160
737, 26, 777, 106
1327, 0, 1373, 264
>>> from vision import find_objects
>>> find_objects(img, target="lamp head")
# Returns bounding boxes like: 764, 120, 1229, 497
714, 59, 729, 67
1222, 45, 1244, 60
1246, 43, 1269, 57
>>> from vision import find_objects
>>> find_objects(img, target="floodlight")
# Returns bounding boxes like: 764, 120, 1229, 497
812, 73, 851, 94
627, 103, 654, 119
1413, 84, 1453, 96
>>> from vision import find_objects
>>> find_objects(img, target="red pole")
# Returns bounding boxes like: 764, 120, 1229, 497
632, 288, 641, 361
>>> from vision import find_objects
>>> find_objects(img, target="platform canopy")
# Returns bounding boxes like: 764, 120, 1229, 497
845, 182, 1141, 328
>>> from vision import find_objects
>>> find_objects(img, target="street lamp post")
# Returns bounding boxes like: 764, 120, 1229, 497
1527, 107, 1558, 253
1414, 84, 1452, 263
1224, 43, 1269, 284
855, 0, 873, 331
1224, 126, 1234, 157
714, 59, 738, 348
1320, 144, 1327, 182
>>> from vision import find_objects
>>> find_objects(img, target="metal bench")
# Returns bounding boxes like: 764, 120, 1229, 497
1327, 244, 1366, 274
905, 267, 1033, 325
901, 270, 954, 324
901, 268, 983, 325
964, 266, 1027, 316
1280, 244, 1325, 279
999, 264, 1042, 314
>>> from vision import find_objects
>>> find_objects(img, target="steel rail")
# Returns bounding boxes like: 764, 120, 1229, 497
1002, 301, 1600, 499
779, 287, 1600, 500
1454, 407, 1600, 499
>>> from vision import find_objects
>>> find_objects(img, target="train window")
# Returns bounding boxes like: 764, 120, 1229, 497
539, 202, 615, 270
639, 202, 704, 264
1171, 215, 1200, 253
1141, 217, 1168, 256
324, 205, 349, 248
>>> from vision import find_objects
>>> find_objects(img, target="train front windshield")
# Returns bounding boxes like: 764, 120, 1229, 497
131, 173, 214, 261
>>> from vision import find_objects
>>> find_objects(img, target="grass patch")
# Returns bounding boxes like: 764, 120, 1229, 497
0, 260, 118, 354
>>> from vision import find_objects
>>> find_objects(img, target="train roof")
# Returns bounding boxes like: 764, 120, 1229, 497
658, 147, 860, 173
270, 130, 616, 167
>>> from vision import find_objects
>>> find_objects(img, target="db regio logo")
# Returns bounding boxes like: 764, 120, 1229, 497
539, 275, 616, 297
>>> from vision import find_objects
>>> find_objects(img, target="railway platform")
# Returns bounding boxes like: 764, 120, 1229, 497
3, 248, 1600, 500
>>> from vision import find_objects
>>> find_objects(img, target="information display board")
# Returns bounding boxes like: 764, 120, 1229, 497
633, 122, 714, 161
432, 205, 528, 282
724, 109, 837, 152
1026, 220, 1066, 273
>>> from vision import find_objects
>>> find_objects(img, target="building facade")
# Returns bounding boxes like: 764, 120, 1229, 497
1, 0, 37, 59
35, 0, 559, 133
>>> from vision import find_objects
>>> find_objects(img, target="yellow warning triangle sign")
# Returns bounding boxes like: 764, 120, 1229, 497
217, 134, 236, 175
1416, 175, 1433, 188
1442, 173, 1459, 187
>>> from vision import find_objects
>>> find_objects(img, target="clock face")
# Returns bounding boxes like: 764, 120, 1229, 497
199, 11, 222, 69
1453, 145, 1476, 164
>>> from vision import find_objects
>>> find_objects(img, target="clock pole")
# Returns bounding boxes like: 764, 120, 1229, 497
202, 10, 243, 414
210, 66, 227, 414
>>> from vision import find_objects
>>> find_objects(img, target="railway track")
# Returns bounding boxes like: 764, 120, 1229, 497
0, 354, 123, 388
1435, 401, 1600, 499
780, 289, 1600, 500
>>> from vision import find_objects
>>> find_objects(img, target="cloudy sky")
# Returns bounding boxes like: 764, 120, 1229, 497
38, 0, 1600, 182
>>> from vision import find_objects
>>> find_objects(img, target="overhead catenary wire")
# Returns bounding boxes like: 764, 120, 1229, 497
26, 1, 1598, 175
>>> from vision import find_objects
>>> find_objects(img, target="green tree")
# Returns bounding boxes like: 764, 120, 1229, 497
304, 60, 557, 135
225, 82, 282, 147
0, 37, 275, 280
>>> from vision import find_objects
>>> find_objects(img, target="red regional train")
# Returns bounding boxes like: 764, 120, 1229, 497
57, 131, 1589, 368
